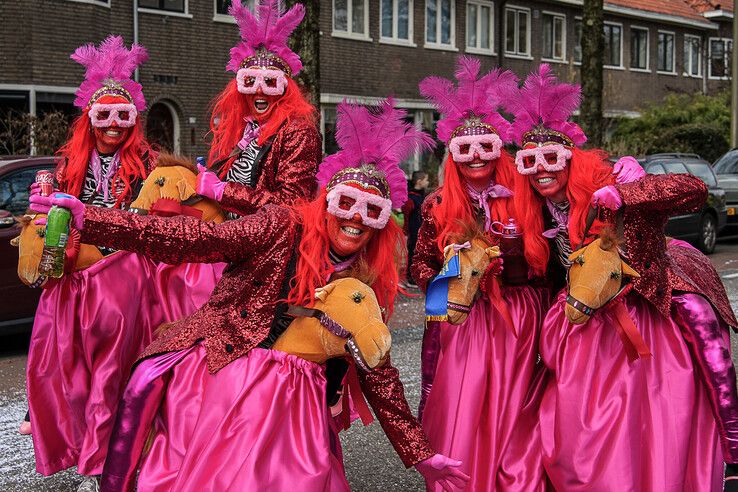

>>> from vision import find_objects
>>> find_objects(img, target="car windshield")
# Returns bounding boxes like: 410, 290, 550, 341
713, 150, 738, 174
684, 162, 718, 187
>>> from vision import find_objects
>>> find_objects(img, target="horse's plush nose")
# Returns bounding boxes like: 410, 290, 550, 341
352, 320, 391, 369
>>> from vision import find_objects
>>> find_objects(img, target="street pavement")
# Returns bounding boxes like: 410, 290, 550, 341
4, 238, 738, 491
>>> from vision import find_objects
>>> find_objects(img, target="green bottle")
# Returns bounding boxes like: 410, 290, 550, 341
39, 193, 73, 278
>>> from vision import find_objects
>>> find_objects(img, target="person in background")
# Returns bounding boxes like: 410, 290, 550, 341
402, 170, 429, 288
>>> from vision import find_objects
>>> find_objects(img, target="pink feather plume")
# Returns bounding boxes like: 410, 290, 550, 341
317, 99, 434, 208
71, 35, 148, 110
506, 64, 587, 146
228, 0, 304, 75
419, 56, 518, 143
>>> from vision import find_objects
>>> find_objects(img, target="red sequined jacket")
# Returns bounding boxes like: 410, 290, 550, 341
219, 119, 321, 217
410, 188, 453, 291
80, 204, 434, 467
615, 174, 737, 327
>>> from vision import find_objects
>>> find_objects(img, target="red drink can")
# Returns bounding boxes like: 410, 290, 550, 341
35, 170, 53, 197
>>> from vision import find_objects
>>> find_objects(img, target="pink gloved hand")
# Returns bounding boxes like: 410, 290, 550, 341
591, 185, 623, 211
415, 454, 470, 491
196, 164, 227, 202
612, 156, 645, 184
29, 193, 85, 230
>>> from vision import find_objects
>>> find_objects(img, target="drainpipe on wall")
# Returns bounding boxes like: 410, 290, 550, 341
498, 0, 506, 68
133, 0, 140, 82
732, 14, 738, 147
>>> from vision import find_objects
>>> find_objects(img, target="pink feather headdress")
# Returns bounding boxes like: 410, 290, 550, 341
228, 0, 304, 76
317, 99, 434, 208
419, 56, 518, 143
71, 35, 148, 110
506, 64, 587, 148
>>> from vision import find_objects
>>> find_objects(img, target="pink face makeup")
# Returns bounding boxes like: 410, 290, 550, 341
88, 103, 138, 128
326, 184, 392, 229
449, 133, 502, 163
515, 144, 572, 175
236, 68, 288, 96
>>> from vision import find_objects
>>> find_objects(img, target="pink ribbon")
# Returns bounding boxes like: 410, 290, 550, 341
237, 117, 259, 151
452, 242, 472, 252
466, 182, 513, 232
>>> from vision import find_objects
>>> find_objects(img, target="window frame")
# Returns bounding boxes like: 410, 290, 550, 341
465, 0, 495, 55
213, 0, 255, 24
683, 34, 702, 78
541, 10, 566, 63
603, 21, 624, 70
629, 25, 650, 72
504, 4, 532, 59
709, 37, 732, 80
572, 16, 582, 65
656, 30, 677, 75
424, 0, 457, 51
332, 0, 372, 42
65, 0, 111, 7
137, 0, 192, 18
379, 0, 416, 47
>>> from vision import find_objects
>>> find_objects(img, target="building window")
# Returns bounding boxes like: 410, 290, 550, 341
573, 18, 582, 63
710, 38, 732, 79
215, 0, 254, 15
630, 27, 649, 70
426, 0, 454, 48
684, 35, 701, 77
604, 23, 622, 67
541, 12, 565, 61
381, 0, 413, 43
505, 6, 530, 57
333, 0, 369, 39
466, 1, 494, 53
138, 0, 186, 13
657, 31, 675, 73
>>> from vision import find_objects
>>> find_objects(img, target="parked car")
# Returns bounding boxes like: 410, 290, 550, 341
0, 156, 58, 332
638, 153, 726, 254
712, 148, 738, 228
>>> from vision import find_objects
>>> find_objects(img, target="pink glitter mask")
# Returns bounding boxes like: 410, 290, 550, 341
88, 103, 138, 128
515, 144, 572, 175
326, 184, 393, 229
236, 67, 288, 96
449, 133, 502, 163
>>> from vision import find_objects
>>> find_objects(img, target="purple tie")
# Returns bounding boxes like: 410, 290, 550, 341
466, 181, 513, 232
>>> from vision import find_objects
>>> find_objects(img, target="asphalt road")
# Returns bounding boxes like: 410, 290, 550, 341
4, 238, 738, 491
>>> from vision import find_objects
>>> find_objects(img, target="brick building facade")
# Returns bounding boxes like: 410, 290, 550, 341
0, 0, 734, 171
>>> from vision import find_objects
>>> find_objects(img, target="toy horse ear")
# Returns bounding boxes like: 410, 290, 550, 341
485, 246, 501, 259
10, 235, 20, 247
621, 260, 640, 278
314, 283, 337, 302
568, 248, 584, 263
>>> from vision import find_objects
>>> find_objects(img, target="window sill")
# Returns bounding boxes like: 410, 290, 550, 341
604, 64, 626, 71
504, 52, 533, 60
541, 57, 567, 64
213, 13, 236, 24
684, 72, 703, 78
138, 8, 192, 18
424, 43, 459, 52
629, 67, 651, 73
66, 0, 111, 6
466, 47, 497, 56
331, 31, 373, 42
708, 75, 730, 81
379, 38, 417, 48
656, 70, 678, 76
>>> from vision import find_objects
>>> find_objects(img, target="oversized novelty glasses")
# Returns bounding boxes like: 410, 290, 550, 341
449, 133, 502, 163
326, 184, 392, 229
514, 144, 572, 175
236, 68, 288, 96
88, 103, 138, 128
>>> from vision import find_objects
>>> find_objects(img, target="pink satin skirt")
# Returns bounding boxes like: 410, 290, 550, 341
136, 345, 349, 491
538, 290, 723, 491
26, 254, 223, 476
422, 286, 550, 491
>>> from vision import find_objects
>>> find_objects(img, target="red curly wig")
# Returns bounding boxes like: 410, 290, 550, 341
56, 94, 153, 208
512, 147, 615, 277
288, 189, 405, 319
208, 78, 317, 178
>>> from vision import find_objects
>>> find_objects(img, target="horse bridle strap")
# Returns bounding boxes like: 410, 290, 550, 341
447, 301, 471, 314
566, 282, 632, 318
286, 305, 372, 372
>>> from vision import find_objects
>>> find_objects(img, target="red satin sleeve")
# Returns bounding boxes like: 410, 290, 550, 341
410, 192, 444, 292
80, 204, 290, 265
219, 123, 321, 216
616, 173, 707, 216
357, 356, 435, 467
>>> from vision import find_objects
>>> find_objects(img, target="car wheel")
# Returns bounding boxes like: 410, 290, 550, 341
697, 213, 717, 254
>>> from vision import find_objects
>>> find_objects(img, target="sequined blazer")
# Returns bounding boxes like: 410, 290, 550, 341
80, 204, 434, 467
411, 189, 446, 291
218, 119, 321, 217
615, 174, 736, 327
